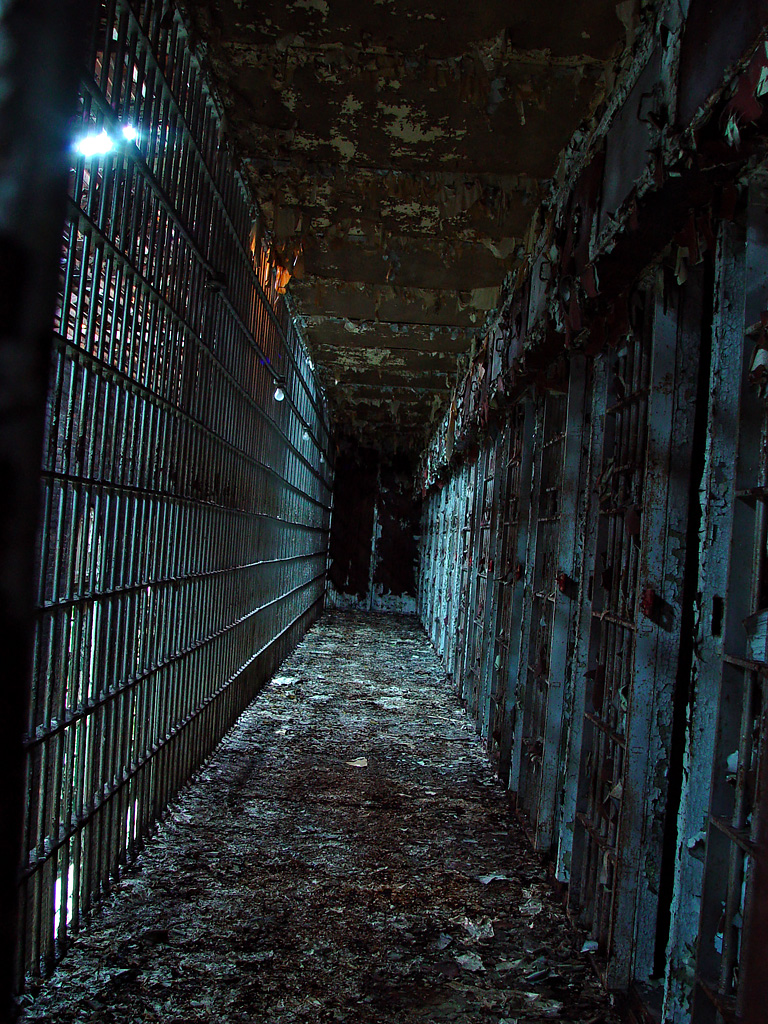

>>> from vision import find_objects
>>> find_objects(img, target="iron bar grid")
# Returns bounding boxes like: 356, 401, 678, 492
517, 393, 567, 823
574, 309, 651, 965
486, 404, 529, 777
419, 197, 766, 1023
19, 0, 332, 986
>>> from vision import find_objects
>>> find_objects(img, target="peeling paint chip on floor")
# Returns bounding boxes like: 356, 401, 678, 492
21, 614, 622, 1024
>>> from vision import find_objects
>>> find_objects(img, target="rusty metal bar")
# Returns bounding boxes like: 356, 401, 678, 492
568, 298, 653, 975
17, 0, 332, 990
556, 355, 608, 882
495, 399, 535, 789
515, 390, 567, 849
533, 357, 589, 853
466, 442, 502, 731
547, 274, 701, 991
484, 405, 526, 769
477, 426, 514, 746
508, 395, 546, 800
457, 457, 483, 703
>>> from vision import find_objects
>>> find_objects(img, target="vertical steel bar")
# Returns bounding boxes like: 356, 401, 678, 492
18, 0, 333, 995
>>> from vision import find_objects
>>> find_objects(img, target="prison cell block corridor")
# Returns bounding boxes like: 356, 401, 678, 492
2, 2, 768, 1023
18, 614, 621, 1024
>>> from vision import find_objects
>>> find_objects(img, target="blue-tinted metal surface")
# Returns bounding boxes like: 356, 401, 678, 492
19, 0, 332, 985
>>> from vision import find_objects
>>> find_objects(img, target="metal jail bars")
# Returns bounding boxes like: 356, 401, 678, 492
17, 0, 332, 989
0, 0, 93, 1014
418, 261, 735, 1018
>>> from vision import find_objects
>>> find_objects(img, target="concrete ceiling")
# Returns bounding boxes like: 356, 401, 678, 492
184, 0, 636, 447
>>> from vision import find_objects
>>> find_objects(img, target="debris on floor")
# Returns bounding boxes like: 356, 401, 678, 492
20, 613, 622, 1024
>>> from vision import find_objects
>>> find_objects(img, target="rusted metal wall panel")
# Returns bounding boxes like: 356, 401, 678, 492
476, 431, 508, 743
516, 389, 568, 847
663, 216, 745, 1024
420, 275, 704, 1004
416, 10, 768, 1020
469, 439, 505, 739
598, 45, 662, 233
621, 279, 699, 987
564, 281, 699, 990
687, 195, 768, 1024
486, 403, 534, 781
493, 401, 536, 788
18, 0, 333, 988
508, 396, 546, 803
535, 357, 589, 853
457, 456, 483, 704
556, 356, 609, 883
506, 372, 590, 854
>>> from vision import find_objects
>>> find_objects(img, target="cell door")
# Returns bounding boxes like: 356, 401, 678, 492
687, 193, 768, 1024
569, 281, 699, 990
487, 400, 535, 785
465, 442, 501, 725
509, 359, 589, 852
510, 390, 567, 847
455, 456, 481, 701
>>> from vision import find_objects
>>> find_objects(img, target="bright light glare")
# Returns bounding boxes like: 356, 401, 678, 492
121, 124, 138, 143
76, 129, 114, 157
54, 864, 75, 927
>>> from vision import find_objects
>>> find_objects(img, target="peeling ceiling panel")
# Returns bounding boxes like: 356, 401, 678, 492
290, 279, 495, 324
302, 319, 473, 353
183, 0, 633, 447
303, 237, 512, 290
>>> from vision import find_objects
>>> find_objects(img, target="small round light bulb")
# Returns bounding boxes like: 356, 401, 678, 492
273, 385, 285, 402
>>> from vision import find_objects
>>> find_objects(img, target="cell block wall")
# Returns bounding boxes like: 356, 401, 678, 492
419, 214, 767, 1019
19, 0, 332, 985
679, 195, 768, 1024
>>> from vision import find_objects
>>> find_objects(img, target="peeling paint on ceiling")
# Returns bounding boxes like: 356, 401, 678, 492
182, 0, 637, 447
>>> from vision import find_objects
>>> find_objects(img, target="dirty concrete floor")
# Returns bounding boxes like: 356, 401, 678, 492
21, 612, 621, 1024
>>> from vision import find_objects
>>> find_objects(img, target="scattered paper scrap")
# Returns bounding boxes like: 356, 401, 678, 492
496, 958, 525, 971
455, 952, 485, 972
461, 916, 495, 941
519, 886, 544, 916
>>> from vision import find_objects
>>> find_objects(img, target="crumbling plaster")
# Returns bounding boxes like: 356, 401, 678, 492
181, 0, 640, 446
